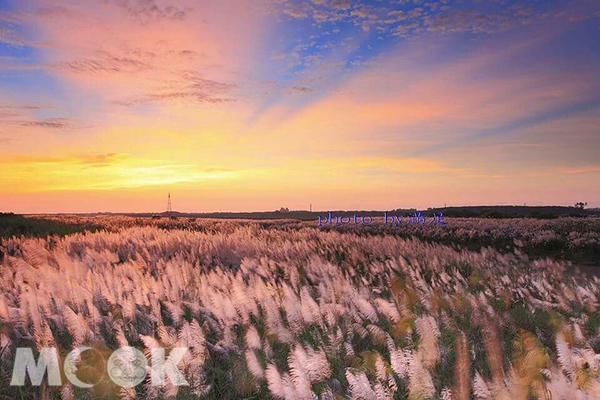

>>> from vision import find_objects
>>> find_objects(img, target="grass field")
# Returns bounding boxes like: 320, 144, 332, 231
0, 213, 99, 240
1, 216, 600, 399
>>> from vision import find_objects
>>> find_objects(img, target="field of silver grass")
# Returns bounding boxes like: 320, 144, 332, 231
1, 217, 600, 399
38, 215, 600, 263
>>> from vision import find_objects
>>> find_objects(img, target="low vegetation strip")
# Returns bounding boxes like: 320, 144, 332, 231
0, 213, 100, 240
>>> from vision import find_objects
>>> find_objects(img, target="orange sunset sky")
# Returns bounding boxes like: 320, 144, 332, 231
0, 0, 599, 213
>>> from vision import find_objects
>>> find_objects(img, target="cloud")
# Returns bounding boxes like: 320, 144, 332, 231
0, 105, 43, 111
52, 54, 152, 74
350, 6, 373, 19
554, 8, 596, 23
0, 57, 44, 71
0, 26, 27, 46
0, 153, 243, 191
393, 21, 420, 36
179, 71, 237, 91
0, 8, 71, 48
270, 52, 287, 60
242, 15, 600, 182
114, 71, 237, 106
337, 156, 467, 174
17, 118, 74, 129
330, 0, 351, 11
100, 0, 190, 24
77, 153, 129, 166
11, 0, 266, 121
424, 10, 514, 35
0, 105, 73, 130
283, 3, 311, 19
312, 9, 330, 23
563, 166, 600, 174
386, 10, 408, 22
35, 6, 73, 18
290, 86, 314, 94
115, 91, 235, 106
27, 153, 129, 167
274, 0, 571, 43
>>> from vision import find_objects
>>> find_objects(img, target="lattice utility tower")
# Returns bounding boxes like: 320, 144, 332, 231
167, 193, 172, 212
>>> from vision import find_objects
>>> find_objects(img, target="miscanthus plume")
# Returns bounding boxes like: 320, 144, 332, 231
0, 216, 599, 399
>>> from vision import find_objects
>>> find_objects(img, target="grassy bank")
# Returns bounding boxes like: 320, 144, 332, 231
0, 213, 99, 239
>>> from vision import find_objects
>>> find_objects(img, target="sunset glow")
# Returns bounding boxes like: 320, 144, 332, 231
1, 0, 599, 212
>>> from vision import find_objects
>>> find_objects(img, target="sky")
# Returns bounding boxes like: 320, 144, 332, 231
0, 0, 599, 213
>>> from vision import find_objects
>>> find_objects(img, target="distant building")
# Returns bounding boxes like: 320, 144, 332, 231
277, 207, 290, 213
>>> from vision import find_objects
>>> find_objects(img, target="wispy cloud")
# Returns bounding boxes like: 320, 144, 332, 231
52, 55, 152, 74
100, 0, 191, 24
0, 105, 74, 131
114, 71, 238, 106
17, 118, 74, 129
563, 166, 600, 174
0, 153, 243, 191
